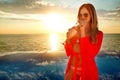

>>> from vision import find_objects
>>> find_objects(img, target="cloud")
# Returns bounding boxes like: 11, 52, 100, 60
97, 8, 120, 21
0, 0, 75, 21
0, 10, 74, 23
34, 0, 55, 7
25, 0, 56, 13
0, 0, 32, 13
0, 0, 72, 14
1, 0, 119, 22
0, 10, 46, 21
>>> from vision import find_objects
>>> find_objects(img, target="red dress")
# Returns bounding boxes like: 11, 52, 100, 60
64, 31, 103, 80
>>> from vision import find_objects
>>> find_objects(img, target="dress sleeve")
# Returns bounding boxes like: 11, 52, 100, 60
64, 40, 73, 57
79, 31, 103, 59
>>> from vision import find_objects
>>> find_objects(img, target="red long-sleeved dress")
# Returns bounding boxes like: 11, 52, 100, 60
64, 31, 103, 80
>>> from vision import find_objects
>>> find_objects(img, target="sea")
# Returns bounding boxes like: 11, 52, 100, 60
0, 33, 120, 80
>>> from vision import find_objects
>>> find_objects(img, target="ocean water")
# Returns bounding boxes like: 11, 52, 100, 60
0, 34, 120, 80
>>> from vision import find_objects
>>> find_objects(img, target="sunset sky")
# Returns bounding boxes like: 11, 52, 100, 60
0, 0, 120, 34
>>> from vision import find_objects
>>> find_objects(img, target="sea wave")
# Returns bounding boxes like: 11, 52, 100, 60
98, 50, 120, 58
0, 50, 120, 58
0, 71, 64, 80
0, 50, 120, 80
0, 50, 65, 56
100, 73, 120, 80
0, 51, 66, 80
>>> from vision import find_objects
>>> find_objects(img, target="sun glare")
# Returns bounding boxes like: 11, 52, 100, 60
49, 34, 58, 51
44, 13, 68, 33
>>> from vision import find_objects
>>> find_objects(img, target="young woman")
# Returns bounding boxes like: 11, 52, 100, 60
64, 3, 103, 80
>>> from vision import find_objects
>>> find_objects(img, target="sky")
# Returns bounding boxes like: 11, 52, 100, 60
0, 0, 120, 34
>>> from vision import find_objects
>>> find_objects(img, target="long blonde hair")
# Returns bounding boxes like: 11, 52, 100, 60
77, 3, 99, 44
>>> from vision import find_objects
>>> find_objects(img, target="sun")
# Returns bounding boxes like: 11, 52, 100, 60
43, 13, 68, 33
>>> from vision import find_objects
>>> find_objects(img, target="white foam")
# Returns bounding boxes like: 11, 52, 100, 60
0, 50, 65, 57
36, 60, 56, 66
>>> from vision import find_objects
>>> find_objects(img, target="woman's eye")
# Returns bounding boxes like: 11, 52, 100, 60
84, 13, 88, 17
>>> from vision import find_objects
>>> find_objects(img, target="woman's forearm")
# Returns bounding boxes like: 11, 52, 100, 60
70, 56, 76, 68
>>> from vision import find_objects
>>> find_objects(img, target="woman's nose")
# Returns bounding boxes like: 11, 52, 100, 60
81, 16, 86, 20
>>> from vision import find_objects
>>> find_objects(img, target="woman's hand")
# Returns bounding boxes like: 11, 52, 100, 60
64, 68, 74, 80
78, 21, 89, 38
79, 24, 86, 38
66, 27, 77, 40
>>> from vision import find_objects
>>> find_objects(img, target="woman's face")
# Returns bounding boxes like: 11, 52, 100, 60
79, 7, 91, 24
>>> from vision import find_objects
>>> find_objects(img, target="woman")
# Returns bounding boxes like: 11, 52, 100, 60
64, 3, 103, 80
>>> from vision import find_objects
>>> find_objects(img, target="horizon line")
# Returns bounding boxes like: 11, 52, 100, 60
0, 33, 120, 35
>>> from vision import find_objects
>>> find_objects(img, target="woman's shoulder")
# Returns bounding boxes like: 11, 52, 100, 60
97, 30, 103, 37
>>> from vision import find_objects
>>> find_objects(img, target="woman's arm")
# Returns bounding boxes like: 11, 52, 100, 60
64, 27, 78, 57
64, 55, 77, 80
88, 31, 103, 58
64, 39, 73, 57
79, 31, 103, 59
